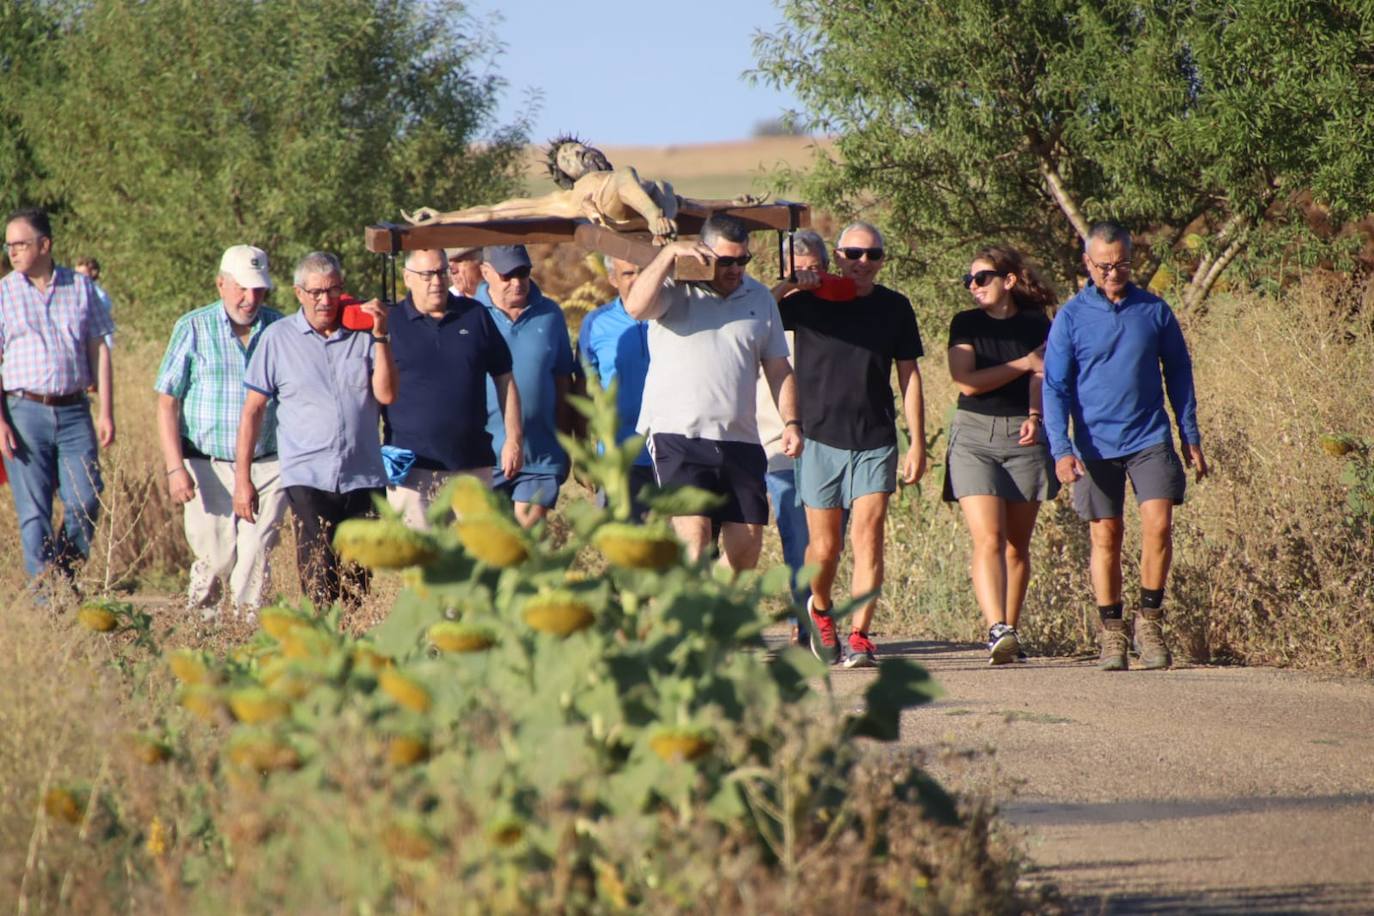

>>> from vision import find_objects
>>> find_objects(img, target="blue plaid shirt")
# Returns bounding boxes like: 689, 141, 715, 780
154, 302, 283, 460
0, 266, 115, 395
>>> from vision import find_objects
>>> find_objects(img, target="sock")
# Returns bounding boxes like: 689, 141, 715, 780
1140, 587, 1165, 611
1098, 602, 1124, 622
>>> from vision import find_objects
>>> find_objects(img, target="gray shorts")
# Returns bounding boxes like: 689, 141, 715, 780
796, 437, 897, 509
942, 411, 1059, 503
1072, 441, 1187, 520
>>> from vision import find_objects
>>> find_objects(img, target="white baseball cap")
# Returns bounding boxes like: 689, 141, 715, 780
219, 244, 272, 289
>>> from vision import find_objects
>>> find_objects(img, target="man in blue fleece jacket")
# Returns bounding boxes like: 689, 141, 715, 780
1044, 221, 1208, 672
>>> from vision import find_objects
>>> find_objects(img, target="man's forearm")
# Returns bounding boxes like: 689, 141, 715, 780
624, 246, 678, 319
156, 394, 185, 471
497, 374, 523, 443
905, 366, 926, 450
372, 342, 397, 405
235, 401, 266, 477
93, 339, 114, 418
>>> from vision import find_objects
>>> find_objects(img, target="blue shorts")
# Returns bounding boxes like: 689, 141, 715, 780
796, 438, 897, 509
491, 469, 561, 508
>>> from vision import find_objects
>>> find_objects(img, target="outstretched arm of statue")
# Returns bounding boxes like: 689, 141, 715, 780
402, 190, 586, 226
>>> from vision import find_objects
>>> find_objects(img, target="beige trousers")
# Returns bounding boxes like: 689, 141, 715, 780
184, 457, 288, 612
387, 466, 491, 529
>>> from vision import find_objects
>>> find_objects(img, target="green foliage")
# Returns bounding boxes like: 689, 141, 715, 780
754, 0, 1374, 316
10, 0, 527, 336
0, 1, 64, 216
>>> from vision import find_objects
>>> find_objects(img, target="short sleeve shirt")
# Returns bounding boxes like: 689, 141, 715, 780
638, 277, 789, 444
947, 308, 1051, 416
780, 284, 923, 450
0, 266, 115, 395
384, 294, 512, 470
243, 310, 385, 493
578, 296, 651, 467
153, 302, 283, 460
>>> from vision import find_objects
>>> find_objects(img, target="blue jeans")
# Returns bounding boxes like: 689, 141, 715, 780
765, 469, 810, 611
2, 396, 103, 580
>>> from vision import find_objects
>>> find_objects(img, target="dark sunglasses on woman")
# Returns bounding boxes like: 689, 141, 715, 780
963, 269, 1006, 288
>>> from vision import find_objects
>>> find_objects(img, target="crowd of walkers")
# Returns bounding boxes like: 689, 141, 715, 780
1, 205, 1204, 671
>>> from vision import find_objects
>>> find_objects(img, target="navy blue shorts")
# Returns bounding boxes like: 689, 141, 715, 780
648, 433, 769, 525
491, 469, 561, 508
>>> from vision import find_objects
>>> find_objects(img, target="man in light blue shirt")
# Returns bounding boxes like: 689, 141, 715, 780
477, 245, 575, 528
234, 251, 395, 609
577, 255, 655, 519
1044, 221, 1208, 672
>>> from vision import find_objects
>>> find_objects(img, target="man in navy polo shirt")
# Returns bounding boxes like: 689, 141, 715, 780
477, 245, 575, 528
384, 247, 522, 528
577, 255, 654, 519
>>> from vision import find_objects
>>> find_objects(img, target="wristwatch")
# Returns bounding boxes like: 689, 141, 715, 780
371, 333, 391, 344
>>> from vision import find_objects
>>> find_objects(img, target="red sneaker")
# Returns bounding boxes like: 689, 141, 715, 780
807, 596, 838, 664
843, 630, 877, 669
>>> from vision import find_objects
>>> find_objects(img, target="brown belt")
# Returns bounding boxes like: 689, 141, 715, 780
8, 389, 87, 407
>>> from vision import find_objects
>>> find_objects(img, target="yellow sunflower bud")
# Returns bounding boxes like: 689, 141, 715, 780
449, 473, 503, 518
378, 669, 431, 713
387, 734, 431, 767
178, 685, 226, 723
228, 687, 291, 725
77, 605, 118, 632
226, 731, 301, 773
428, 621, 496, 653
593, 523, 680, 570
649, 727, 714, 762
43, 786, 88, 825
352, 643, 392, 672
522, 591, 595, 637
280, 628, 336, 661
260, 606, 310, 640
1320, 434, 1357, 457
333, 518, 439, 570
455, 513, 530, 567
168, 649, 214, 685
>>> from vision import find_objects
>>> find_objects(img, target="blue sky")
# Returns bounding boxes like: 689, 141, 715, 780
466, 0, 802, 146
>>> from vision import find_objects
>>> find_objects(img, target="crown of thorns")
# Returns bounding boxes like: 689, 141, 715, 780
545, 134, 604, 189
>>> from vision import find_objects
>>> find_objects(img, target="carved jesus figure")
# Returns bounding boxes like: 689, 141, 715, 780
403, 136, 683, 243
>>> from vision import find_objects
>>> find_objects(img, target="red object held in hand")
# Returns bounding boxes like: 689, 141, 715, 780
813, 273, 858, 302
339, 295, 373, 331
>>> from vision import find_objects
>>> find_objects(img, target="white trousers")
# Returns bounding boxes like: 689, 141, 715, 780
386, 466, 491, 529
184, 457, 288, 612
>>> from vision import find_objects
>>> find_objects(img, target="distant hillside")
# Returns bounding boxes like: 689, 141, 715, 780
520, 136, 835, 201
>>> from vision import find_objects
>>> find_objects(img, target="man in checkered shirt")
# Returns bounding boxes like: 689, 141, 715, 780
154, 245, 287, 619
1, 207, 116, 587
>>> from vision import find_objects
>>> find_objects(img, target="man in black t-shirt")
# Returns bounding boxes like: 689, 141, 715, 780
776, 221, 927, 667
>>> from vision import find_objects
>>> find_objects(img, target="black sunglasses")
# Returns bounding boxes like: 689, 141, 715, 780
714, 254, 752, 268
498, 265, 532, 281
963, 269, 1006, 288
836, 246, 885, 261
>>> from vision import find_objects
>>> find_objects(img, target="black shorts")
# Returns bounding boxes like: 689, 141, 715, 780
648, 433, 769, 525
1072, 441, 1187, 521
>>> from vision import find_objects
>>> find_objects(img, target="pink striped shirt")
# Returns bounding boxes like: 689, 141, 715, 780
0, 266, 115, 395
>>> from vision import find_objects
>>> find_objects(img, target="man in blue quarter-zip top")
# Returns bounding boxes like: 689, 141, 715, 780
1044, 221, 1208, 673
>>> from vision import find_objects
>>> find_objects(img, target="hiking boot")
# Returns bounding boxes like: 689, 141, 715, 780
1098, 619, 1129, 671
808, 596, 839, 664
842, 630, 877, 669
988, 623, 1019, 666
1134, 609, 1172, 670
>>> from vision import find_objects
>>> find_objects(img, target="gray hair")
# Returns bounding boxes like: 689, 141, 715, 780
700, 213, 750, 248
405, 248, 445, 270
293, 251, 343, 287
835, 220, 885, 249
784, 229, 829, 270
1085, 221, 1132, 253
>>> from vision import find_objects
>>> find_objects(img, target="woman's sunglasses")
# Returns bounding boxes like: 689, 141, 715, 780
963, 269, 1006, 288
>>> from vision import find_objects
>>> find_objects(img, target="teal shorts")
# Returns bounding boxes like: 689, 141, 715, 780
796, 437, 898, 509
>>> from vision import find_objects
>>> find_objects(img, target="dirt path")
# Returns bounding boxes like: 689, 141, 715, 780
829, 642, 1374, 914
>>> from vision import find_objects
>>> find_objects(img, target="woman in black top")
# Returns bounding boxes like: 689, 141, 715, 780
944, 246, 1059, 665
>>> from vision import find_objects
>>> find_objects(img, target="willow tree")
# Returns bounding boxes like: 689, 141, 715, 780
21, 0, 528, 336
755, 0, 1374, 310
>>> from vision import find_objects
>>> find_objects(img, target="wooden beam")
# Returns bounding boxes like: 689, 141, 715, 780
573, 225, 713, 281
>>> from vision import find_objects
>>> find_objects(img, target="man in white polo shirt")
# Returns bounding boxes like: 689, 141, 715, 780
626, 213, 802, 571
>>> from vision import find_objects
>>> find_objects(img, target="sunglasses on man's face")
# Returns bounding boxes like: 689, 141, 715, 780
963, 269, 1006, 288
714, 254, 752, 268
499, 265, 532, 281
836, 246, 885, 262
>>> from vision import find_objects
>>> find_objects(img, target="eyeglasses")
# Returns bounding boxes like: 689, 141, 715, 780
963, 269, 1006, 288
404, 266, 449, 283
714, 254, 752, 268
497, 265, 532, 281
298, 284, 343, 300
836, 246, 885, 262
1088, 258, 1132, 275
3, 238, 41, 253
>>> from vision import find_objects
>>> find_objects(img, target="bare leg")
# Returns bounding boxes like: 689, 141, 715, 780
958, 495, 1009, 629
804, 507, 845, 611
671, 515, 713, 562
1089, 516, 1125, 606
848, 492, 890, 634
1003, 500, 1042, 628
1138, 499, 1174, 590
513, 502, 550, 530
718, 522, 763, 574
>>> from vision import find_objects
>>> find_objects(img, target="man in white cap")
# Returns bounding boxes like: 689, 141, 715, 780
447, 247, 483, 299
153, 244, 287, 620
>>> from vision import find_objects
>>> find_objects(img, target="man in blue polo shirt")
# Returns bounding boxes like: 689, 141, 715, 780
577, 255, 654, 519
477, 245, 575, 528
1044, 220, 1207, 672
234, 251, 395, 610
384, 247, 522, 528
